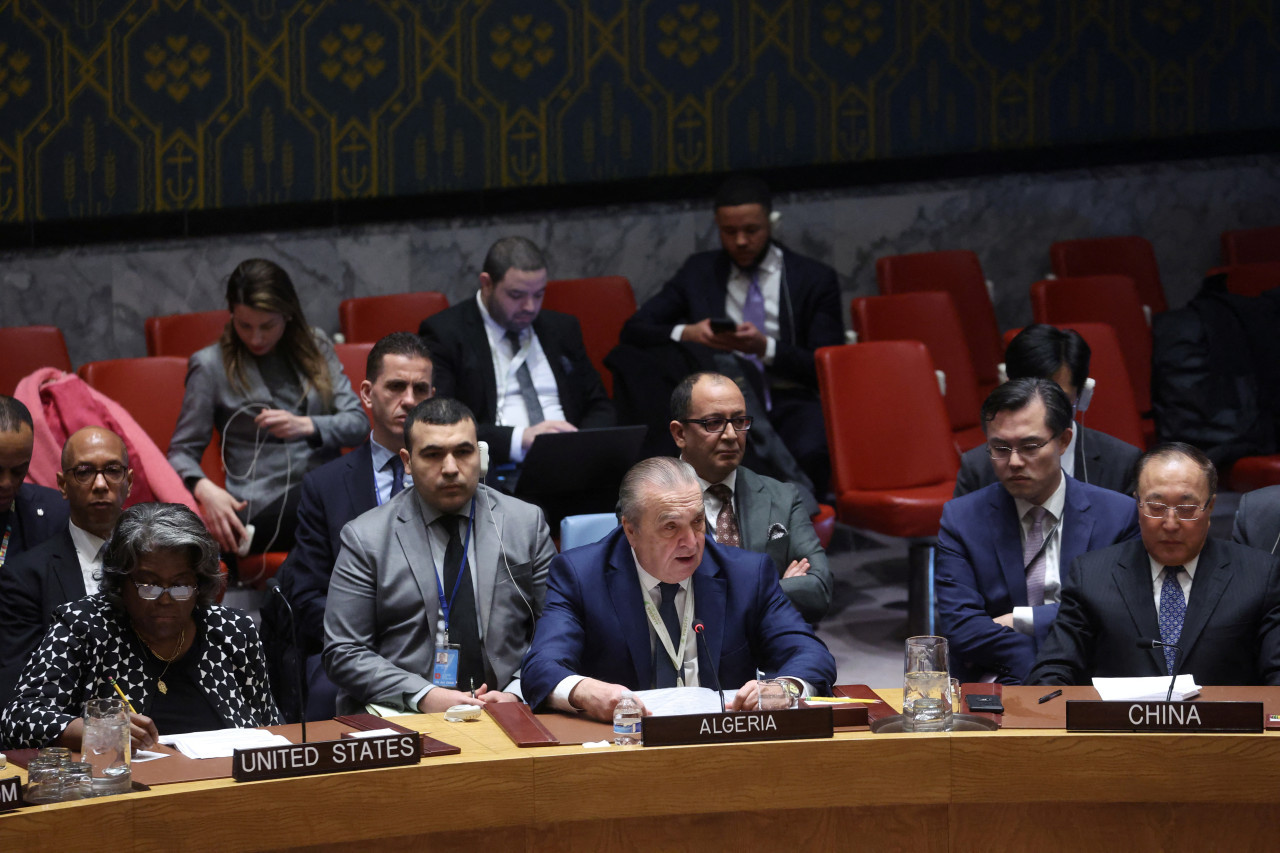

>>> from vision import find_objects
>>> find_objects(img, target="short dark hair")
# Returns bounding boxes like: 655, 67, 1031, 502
1005, 325, 1091, 391
714, 174, 771, 213
1136, 442, 1218, 499
980, 378, 1073, 436
100, 503, 223, 609
482, 236, 546, 285
0, 396, 33, 433
669, 372, 738, 421
366, 332, 433, 383
402, 397, 475, 453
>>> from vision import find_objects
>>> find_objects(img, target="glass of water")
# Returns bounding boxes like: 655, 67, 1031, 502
82, 697, 131, 796
903, 636, 952, 732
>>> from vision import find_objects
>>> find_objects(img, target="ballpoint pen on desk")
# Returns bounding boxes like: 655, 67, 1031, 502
108, 675, 138, 714
1038, 689, 1063, 704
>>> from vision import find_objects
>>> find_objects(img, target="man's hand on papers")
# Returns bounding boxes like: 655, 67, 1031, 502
570, 678, 649, 723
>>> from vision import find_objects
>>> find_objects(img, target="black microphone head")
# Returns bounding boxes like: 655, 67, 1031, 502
1135, 638, 1156, 649
265, 577, 283, 594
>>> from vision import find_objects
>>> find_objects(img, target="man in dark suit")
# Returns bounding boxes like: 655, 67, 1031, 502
1030, 443, 1280, 686
417, 236, 613, 467
937, 379, 1141, 684
619, 175, 844, 495
521, 456, 836, 722
0, 426, 133, 706
0, 396, 69, 570
1232, 484, 1280, 555
954, 325, 1141, 497
269, 333, 434, 720
670, 371, 831, 623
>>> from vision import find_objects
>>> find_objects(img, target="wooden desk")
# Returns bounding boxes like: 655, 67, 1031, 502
4, 695, 1280, 852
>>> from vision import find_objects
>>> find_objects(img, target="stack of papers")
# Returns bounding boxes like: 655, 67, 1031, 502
158, 728, 292, 759
634, 687, 737, 716
1092, 675, 1202, 701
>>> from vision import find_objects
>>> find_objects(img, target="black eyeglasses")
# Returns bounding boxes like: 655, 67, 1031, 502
63, 464, 128, 485
132, 581, 197, 601
682, 416, 753, 434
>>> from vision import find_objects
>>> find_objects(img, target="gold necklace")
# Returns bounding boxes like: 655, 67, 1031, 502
137, 627, 186, 695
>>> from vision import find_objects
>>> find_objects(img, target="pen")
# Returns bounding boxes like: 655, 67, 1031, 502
1038, 689, 1063, 704
108, 676, 138, 714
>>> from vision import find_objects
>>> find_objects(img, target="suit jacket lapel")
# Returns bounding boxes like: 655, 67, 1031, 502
604, 535, 654, 689
532, 314, 574, 421
735, 468, 769, 552
993, 488, 1029, 607
396, 495, 439, 641
1059, 478, 1097, 570
51, 532, 86, 599
345, 442, 378, 514
1111, 539, 1164, 670
691, 546, 728, 677
471, 489, 498, 639
1176, 538, 1230, 665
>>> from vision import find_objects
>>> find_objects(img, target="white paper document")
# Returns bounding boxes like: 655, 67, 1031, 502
634, 687, 737, 716
1092, 674, 1202, 702
131, 749, 170, 763
158, 728, 293, 759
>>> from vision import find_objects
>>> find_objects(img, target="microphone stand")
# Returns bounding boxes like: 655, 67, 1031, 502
268, 579, 307, 743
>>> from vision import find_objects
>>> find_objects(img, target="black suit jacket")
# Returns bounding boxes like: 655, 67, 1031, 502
0, 528, 86, 707
5, 483, 70, 565
418, 300, 614, 465
1233, 485, 1280, 554
1029, 538, 1280, 686
620, 244, 844, 390
276, 441, 378, 653
953, 425, 1141, 498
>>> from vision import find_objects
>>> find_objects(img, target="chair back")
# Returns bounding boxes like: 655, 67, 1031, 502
77, 357, 189, 452
1205, 263, 1280, 298
145, 310, 230, 358
338, 292, 449, 344
0, 325, 72, 394
542, 276, 637, 396
1049, 235, 1167, 314
1221, 225, 1280, 265
560, 513, 619, 551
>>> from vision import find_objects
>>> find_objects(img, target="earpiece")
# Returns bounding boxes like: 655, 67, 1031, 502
478, 440, 490, 479
1077, 378, 1095, 413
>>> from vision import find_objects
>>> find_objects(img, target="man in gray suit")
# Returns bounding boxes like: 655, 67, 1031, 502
1233, 485, 1280, 556
323, 397, 554, 714
669, 372, 831, 623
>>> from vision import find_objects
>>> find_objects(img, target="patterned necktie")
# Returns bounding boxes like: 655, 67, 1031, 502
440, 515, 484, 692
708, 484, 740, 548
742, 270, 771, 410
1023, 506, 1048, 607
387, 454, 405, 498
653, 582, 682, 688
504, 329, 544, 425
1159, 565, 1186, 675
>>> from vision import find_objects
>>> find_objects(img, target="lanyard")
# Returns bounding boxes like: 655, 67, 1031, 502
435, 498, 477, 634
642, 585, 695, 687
0, 514, 11, 569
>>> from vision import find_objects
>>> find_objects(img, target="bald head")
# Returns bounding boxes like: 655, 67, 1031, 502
61, 427, 129, 470
57, 427, 133, 539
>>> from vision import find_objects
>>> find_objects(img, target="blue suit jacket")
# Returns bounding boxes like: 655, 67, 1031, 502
936, 476, 1141, 684
8, 483, 69, 564
278, 441, 377, 653
521, 528, 836, 710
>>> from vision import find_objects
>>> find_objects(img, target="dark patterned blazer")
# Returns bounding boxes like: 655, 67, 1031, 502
0, 596, 281, 749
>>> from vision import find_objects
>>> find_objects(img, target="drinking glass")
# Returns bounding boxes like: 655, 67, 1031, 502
82, 697, 131, 795
903, 636, 952, 732
757, 679, 793, 711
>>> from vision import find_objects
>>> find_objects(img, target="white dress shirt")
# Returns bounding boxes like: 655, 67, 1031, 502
669, 244, 783, 363
68, 521, 106, 596
1011, 473, 1068, 635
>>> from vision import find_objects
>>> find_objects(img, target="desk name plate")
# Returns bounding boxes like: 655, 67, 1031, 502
642, 707, 833, 747
0, 776, 20, 812
1066, 700, 1263, 733
232, 732, 422, 782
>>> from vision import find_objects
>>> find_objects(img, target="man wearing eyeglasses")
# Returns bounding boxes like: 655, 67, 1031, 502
669, 372, 831, 623
936, 379, 1140, 684
0, 426, 134, 706
1030, 443, 1280, 686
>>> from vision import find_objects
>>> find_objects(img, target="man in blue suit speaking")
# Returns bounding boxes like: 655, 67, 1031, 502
522, 456, 836, 722
937, 378, 1140, 684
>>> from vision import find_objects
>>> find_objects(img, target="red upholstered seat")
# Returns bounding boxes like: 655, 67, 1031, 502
835, 482, 960, 540
1221, 226, 1280, 265
238, 551, 288, 591
542, 276, 636, 397
1049, 235, 1168, 314
77, 357, 189, 453
810, 503, 836, 550
875, 250, 1003, 398
338, 292, 448, 344
852, 291, 986, 453
333, 342, 374, 433
0, 325, 72, 395
145, 310, 229, 358
1205, 263, 1280, 298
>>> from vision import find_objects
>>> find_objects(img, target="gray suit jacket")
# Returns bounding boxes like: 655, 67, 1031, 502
733, 466, 832, 623
323, 484, 554, 714
1233, 485, 1280, 555
167, 330, 367, 512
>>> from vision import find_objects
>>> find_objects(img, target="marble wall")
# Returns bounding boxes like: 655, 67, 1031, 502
2, 153, 1277, 369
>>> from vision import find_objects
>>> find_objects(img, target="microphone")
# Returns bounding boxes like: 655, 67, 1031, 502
693, 620, 725, 713
1136, 638, 1182, 702
267, 578, 307, 743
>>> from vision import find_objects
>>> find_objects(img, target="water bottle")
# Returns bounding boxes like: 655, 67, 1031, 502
613, 691, 642, 746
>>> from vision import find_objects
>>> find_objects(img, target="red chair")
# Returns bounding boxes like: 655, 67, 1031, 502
77, 357, 189, 453
145, 310, 229, 358
334, 342, 374, 430
338, 292, 449, 344
1205, 263, 1280, 298
1221, 226, 1280, 265
0, 325, 73, 394
816, 341, 959, 634
542, 276, 637, 397
875, 250, 1003, 398
811, 504, 836, 551
1049, 235, 1168, 314
852, 292, 986, 452
1031, 276, 1154, 446
1002, 323, 1147, 450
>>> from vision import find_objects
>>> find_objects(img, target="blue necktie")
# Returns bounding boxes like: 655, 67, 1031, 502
388, 454, 405, 498
742, 270, 771, 410
1158, 565, 1186, 675
652, 582, 682, 688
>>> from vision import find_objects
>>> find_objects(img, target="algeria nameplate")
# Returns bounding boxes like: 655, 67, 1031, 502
641, 707, 833, 747
1065, 700, 1263, 733
232, 732, 422, 782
